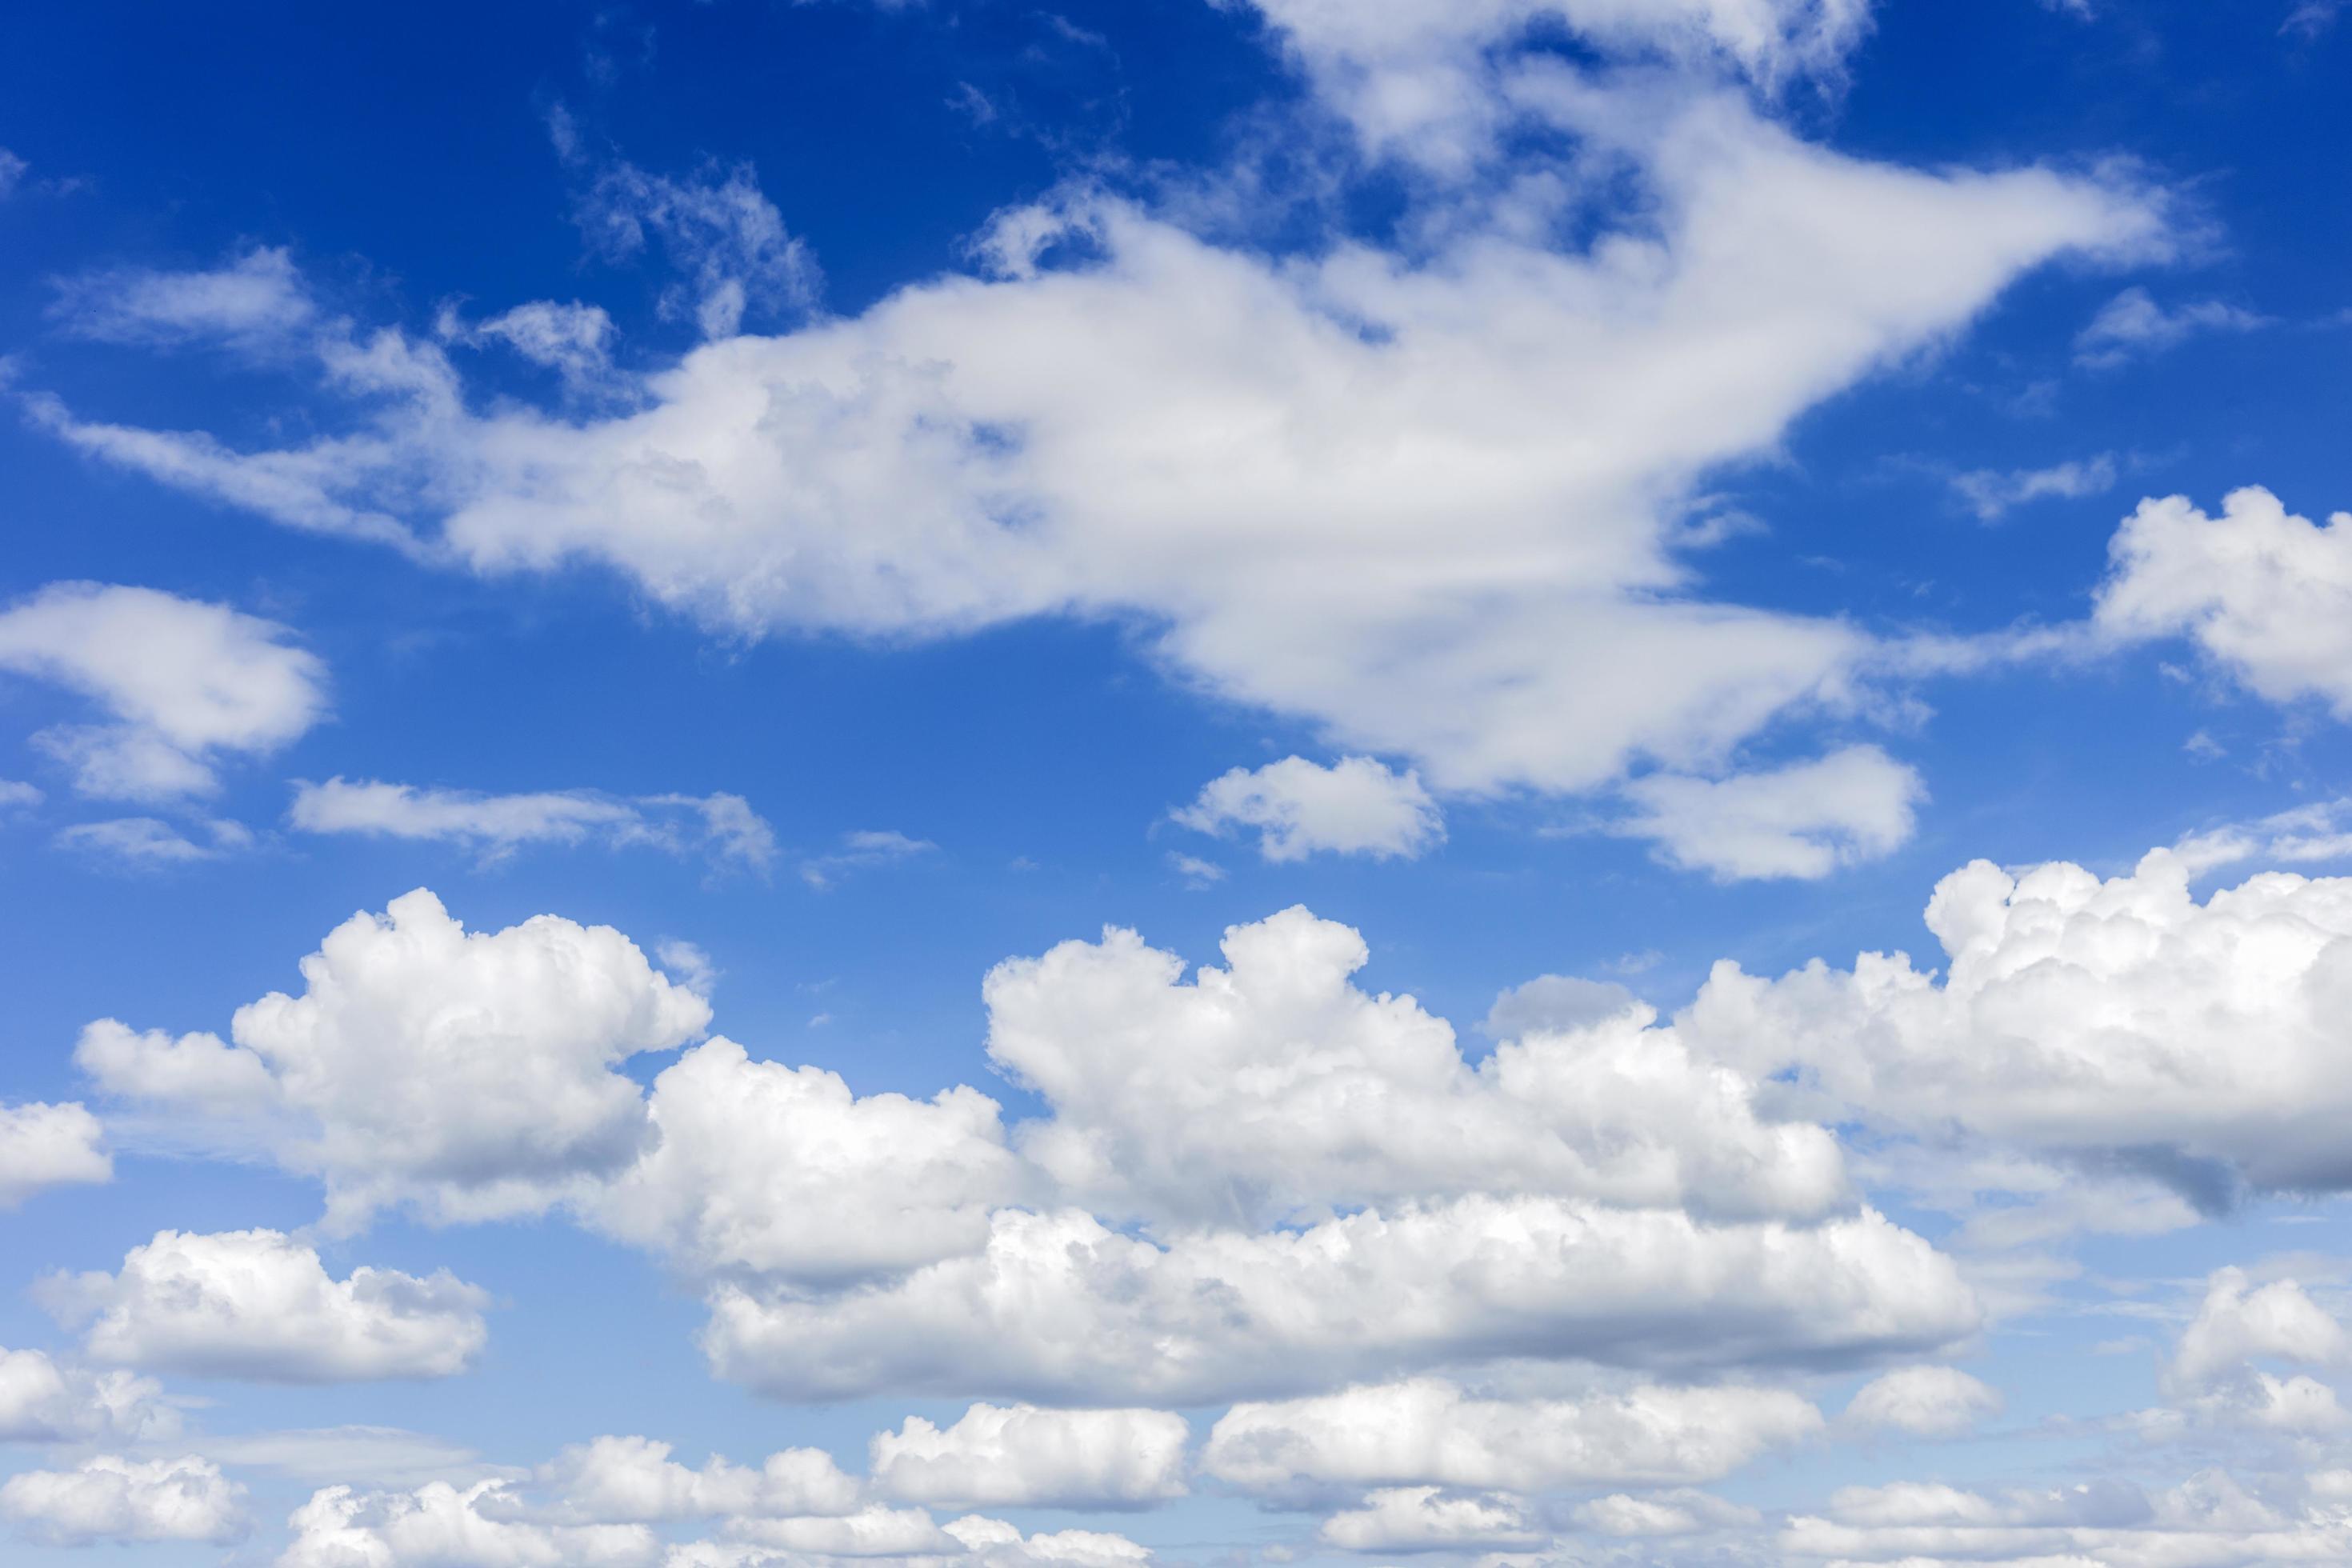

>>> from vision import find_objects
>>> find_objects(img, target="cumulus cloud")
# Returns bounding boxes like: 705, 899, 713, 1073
985, 906, 1845, 1228
870, 1405, 1189, 1510
2173, 1269, 2351, 1390
1174, 756, 1442, 862
78, 889, 711, 1227
540, 1435, 861, 1523
590, 1035, 1023, 1286
21, 57, 2157, 818
2094, 486, 2352, 718
1842, 1365, 2006, 1437
282, 1481, 659, 1568
0, 1347, 176, 1444
1680, 846, 2352, 1204
289, 778, 778, 872
1202, 1378, 1822, 1495
1613, 745, 1925, 880
2074, 285, 2266, 367
0, 582, 327, 800
41, 1229, 489, 1382
0, 1099, 109, 1206
1319, 1486, 1541, 1551
702, 1197, 1974, 1404
0, 1454, 246, 1546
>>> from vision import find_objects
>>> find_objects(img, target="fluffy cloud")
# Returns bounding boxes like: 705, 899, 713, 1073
2094, 486, 2352, 718
870, 1405, 1189, 1510
0, 582, 327, 799
590, 1036, 1022, 1286
1681, 847, 2352, 1202
23, 54, 2155, 815
1614, 745, 1924, 881
0, 1454, 247, 1546
43, 1229, 489, 1382
78, 889, 711, 1227
1842, 1365, 2006, 1437
983, 906, 1845, 1227
0, 1347, 176, 1444
541, 1435, 861, 1523
282, 1481, 659, 1568
2159, 1268, 2352, 1432
1174, 756, 1442, 862
1781, 1467, 2352, 1564
1318, 1486, 1540, 1551
0, 1099, 109, 1206
289, 778, 778, 872
702, 1197, 1974, 1404
1202, 1378, 1822, 1494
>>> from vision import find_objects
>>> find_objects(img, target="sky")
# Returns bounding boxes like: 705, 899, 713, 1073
3, 1, 2352, 1564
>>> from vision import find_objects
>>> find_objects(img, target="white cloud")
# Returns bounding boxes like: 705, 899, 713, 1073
1679, 846, 2352, 1202
541, 1435, 862, 1523
0, 148, 24, 199
1174, 756, 1442, 862
570, 153, 822, 338
2074, 286, 2266, 366
982, 906, 1846, 1228
799, 829, 937, 890
289, 778, 778, 872
0, 1099, 109, 1206
78, 888, 711, 1228
1842, 1365, 2006, 1437
589, 1035, 1023, 1286
870, 1404, 1189, 1510
2094, 486, 2352, 718
1480, 974, 1639, 1038
2170, 1268, 2350, 1392
42, 1229, 489, 1382
1202, 1378, 1822, 1494
0, 1347, 175, 1444
702, 1197, 1975, 1405
1166, 850, 1227, 889
1614, 746, 1924, 881
0, 1454, 246, 1546
282, 1481, 660, 1568
724, 1503, 958, 1556
1781, 1467, 2352, 1564
1949, 454, 2117, 522
1240, 0, 1874, 172
1574, 1489, 1758, 1537
1318, 1486, 1541, 1551
0, 582, 328, 800
22, 74, 2156, 816
50, 246, 315, 350
54, 815, 251, 866
448, 299, 618, 386
2172, 797, 2352, 877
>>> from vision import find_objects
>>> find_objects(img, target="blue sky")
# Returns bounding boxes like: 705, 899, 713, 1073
5, 2, 2352, 1564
